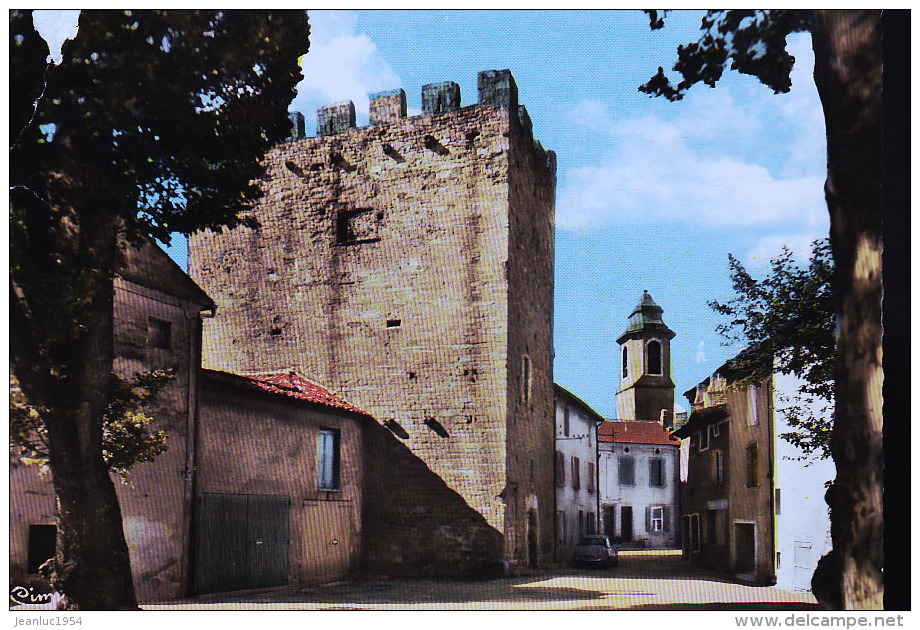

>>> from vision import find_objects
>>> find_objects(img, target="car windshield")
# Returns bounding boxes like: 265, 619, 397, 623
580, 536, 608, 545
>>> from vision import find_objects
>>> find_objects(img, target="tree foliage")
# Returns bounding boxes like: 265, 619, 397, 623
640, 10, 812, 101
709, 240, 835, 459
9, 9, 310, 609
11, 370, 173, 479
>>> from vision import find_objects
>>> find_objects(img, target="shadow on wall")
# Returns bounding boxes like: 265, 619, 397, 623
360, 421, 504, 579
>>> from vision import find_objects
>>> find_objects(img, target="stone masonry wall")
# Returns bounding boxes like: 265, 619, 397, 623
189, 71, 556, 575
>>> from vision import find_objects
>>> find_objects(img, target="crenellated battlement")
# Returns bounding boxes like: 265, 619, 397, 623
297, 69, 537, 143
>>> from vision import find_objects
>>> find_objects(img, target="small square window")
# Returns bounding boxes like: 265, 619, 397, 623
27, 524, 56, 574
147, 317, 171, 349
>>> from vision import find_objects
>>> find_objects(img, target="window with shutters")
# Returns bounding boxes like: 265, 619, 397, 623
587, 461, 595, 494
563, 405, 570, 436
714, 450, 725, 486
571, 456, 581, 490
746, 443, 760, 488
650, 458, 665, 487
618, 456, 635, 486
647, 505, 670, 533
555, 451, 565, 488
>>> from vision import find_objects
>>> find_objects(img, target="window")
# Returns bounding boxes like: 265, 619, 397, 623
649, 506, 664, 532
647, 340, 662, 375
699, 425, 710, 451
557, 510, 565, 547
587, 461, 595, 494
747, 385, 761, 426
27, 524, 56, 574
714, 450, 725, 486
684, 513, 700, 552
336, 208, 380, 245
622, 346, 628, 378
587, 512, 596, 535
147, 317, 171, 349
571, 456, 581, 490
650, 458, 665, 487
578, 510, 585, 537
618, 456, 635, 486
775, 488, 782, 515
317, 428, 341, 490
521, 355, 532, 403
710, 423, 720, 438
746, 443, 760, 487
563, 406, 570, 437
555, 451, 565, 488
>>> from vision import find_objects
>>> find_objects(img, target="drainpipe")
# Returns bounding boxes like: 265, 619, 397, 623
179, 304, 215, 596
595, 419, 602, 536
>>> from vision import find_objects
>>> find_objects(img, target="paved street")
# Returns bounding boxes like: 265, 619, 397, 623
147, 550, 819, 611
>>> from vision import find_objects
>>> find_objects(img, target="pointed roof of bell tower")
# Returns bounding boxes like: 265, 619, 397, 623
617, 290, 676, 344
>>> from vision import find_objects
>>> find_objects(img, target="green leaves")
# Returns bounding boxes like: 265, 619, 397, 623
640, 9, 813, 101
11, 370, 173, 479
710, 239, 835, 458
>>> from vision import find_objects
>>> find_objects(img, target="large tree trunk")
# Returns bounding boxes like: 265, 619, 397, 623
810, 10, 884, 610
13, 126, 141, 608
43, 270, 138, 610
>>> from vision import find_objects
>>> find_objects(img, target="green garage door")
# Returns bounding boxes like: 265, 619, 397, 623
193, 492, 290, 595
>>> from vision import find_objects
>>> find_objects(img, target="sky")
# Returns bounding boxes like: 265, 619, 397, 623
33, 10, 830, 418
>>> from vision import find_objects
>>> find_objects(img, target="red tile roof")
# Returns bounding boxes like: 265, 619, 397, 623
203, 369, 373, 419
599, 421, 680, 446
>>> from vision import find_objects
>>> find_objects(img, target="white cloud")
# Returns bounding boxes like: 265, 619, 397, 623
745, 232, 825, 271
293, 10, 402, 129
695, 341, 707, 364
556, 36, 828, 235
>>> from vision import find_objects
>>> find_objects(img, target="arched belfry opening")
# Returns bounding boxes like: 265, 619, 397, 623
615, 291, 676, 424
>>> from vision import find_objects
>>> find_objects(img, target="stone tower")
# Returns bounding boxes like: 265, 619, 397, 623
615, 291, 676, 427
188, 70, 556, 576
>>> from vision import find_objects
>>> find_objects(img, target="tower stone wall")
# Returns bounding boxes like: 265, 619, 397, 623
188, 69, 556, 575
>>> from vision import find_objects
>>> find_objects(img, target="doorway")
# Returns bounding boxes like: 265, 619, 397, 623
733, 522, 756, 575
620, 506, 633, 542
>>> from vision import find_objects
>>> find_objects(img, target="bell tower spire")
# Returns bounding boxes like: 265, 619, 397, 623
615, 290, 676, 427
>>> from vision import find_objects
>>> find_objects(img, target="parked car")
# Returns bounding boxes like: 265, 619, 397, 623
572, 534, 618, 568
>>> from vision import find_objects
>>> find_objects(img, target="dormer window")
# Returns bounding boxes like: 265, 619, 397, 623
647, 340, 662, 375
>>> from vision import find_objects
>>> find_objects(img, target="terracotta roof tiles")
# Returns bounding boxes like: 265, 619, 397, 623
598, 420, 680, 446
203, 369, 372, 419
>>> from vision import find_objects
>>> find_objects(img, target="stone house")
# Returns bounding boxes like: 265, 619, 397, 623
553, 384, 603, 562
188, 69, 557, 575
10, 242, 377, 602
10, 240, 216, 602
598, 421, 681, 548
673, 365, 777, 585
193, 369, 371, 595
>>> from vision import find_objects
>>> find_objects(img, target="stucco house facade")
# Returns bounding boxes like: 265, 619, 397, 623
675, 368, 777, 585
598, 421, 681, 548
553, 384, 603, 562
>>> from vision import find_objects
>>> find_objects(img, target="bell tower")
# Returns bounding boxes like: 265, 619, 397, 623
615, 290, 676, 427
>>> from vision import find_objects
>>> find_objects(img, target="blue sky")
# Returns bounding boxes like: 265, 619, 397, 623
34, 10, 829, 417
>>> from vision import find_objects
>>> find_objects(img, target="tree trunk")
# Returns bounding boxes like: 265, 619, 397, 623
36, 130, 139, 609
810, 10, 884, 610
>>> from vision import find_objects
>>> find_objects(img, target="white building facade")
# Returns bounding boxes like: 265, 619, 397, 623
598, 421, 680, 548
554, 384, 604, 562
773, 371, 835, 592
